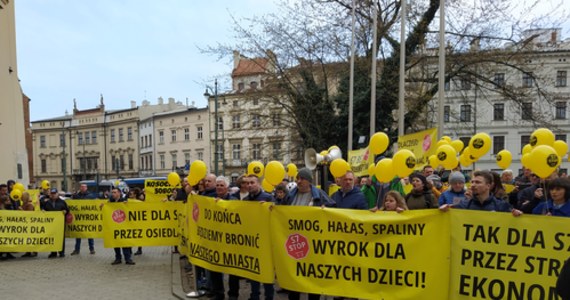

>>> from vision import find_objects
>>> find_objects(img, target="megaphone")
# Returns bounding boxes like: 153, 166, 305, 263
325, 146, 342, 162
304, 148, 324, 170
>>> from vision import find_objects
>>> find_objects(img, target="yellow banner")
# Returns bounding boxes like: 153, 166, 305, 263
270, 207, 450, 299
144, 179, 175, 202
102, 201, 183, 247
65, 199, 106, 238
0, 210, 65, 252
187, 195, 275, 283
449, 210, 570, 300
347, 147, 375, 177
397, 128, 438, 169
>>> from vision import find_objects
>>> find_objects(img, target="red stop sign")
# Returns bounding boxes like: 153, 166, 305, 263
285, 233, 309, 260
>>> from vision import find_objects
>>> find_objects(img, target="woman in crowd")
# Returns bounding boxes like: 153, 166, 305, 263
404, 173, 437, 209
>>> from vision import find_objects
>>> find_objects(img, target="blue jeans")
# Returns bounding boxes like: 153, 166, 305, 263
74, 238, 94, 252
113, 247, 132, 262
250, 281, 274, 300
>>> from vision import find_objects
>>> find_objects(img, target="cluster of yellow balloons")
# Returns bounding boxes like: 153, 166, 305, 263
247, 160, 296, 192
10, 182, 26, 201
187, 160, 207, 186
428, 133, 492, 170
519, 128, 567, 178
373, 149, 417, 183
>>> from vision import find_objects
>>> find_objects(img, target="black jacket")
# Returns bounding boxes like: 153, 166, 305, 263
558, 258, 570, 300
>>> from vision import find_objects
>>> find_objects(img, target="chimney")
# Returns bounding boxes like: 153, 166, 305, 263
130, 100, 137, 108
470, 38, 480, 52
233, 50, 241, 70
158, 97, 164, 105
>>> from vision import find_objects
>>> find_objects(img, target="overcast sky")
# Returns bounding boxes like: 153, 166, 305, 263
15, 1, 279, 121
15, 1, 570, 122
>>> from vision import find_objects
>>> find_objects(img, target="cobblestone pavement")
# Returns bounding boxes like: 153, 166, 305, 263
0, 238, 175, 299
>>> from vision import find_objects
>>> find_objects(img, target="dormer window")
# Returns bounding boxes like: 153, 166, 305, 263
238, 82, 244, 91
250, 81, 258, 89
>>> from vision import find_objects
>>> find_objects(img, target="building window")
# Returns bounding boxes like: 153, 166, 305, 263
238, 82, 244, 91
171, 129, 177, 142
85, 131, 90, 144
149, 135, 152, 146
160, 154, 165, 169
141, 136, 145, 147
197, 151, 204, 161
92, 131, 97, 144
216, 144, 224, 161
272, 142, 281, 159
184, 152, 190, 164
444, 80, 450, 91
232, 144, 241, 160
41, 159, 47, 173
521, 135, 530, 152
78, 132, 84, 145
556, 134, 567, 142
443, 106, 450, 122
250, 81, 258, 89
460, 76, 471, 90
556, 101, 567, 119
522, 72, 534, 88
111, 155, 116, 171
60, 134, 65, 147
460, 105, 471, 122
252, 143, 261, 160
110, 129, 115, 143
232, 115, 240, 129
493, 136, 505, 154
219, 117, 225, 130
493, 103, 504, 121
159, 130, 164, 144
120, 155, 125, 170
197, 126, 203, 139
184, 128, 190, 141
522, 102, 533, 120
556, 71, 567, 87
40, 135, 46, 148
128, 154, 133, 170
127, 127, 133, 141
252, 114, 261, 128
118, 128, 124, 142
494, 73, 505, 88
233, 100, 238, 107
171, 153, 177, 170
272, 114, 281, 126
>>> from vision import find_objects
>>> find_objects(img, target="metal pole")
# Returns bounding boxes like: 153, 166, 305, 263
214, 79, 219, 175
62, 126, 67, 191
348, 0, 356, 152
397, 0, 406, 142
370, 2, 378, 137
437, 0, 446, 140
83, 139, 86, 181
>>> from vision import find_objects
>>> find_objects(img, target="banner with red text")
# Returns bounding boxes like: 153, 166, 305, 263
65, 199, 106, 238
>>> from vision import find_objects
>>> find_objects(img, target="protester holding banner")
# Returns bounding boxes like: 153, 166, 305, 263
518, 171, 557, 213
405, 173, 437, 209
200, 174, 218, 198
232, 175, 250, 200
18, 191, 38, 258
379, 190, 408, 212
274, 184, 288, 205
359, 175, 377, 209
490, 171, 508, 202
532, 177, 570, 216
438, 171, 466, 206
71, 183, 96, 256
106, 188, 135, 265
245, 174, 275, 300
440, 170, 523, 216
330, 171, 367, 209
43, 188, 69, 258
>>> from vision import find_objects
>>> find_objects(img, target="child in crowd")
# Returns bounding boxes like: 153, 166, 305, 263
379, 191, 408, 213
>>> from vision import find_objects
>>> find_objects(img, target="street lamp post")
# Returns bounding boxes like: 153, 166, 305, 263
204, 79, 219, 175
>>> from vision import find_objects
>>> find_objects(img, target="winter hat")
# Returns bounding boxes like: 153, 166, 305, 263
449, 171, 466, 184
409, 173, 428, 188
297, 168, 313, 183
427, 174, 442, 189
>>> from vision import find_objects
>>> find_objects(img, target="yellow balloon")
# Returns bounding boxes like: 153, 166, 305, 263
247, 161, 265, 177
368, 163, 375, 176
286, 163, 298, 177
320, 150, 329, 157
521, 153, 531, 168
435, 145, 457, 166
436, 139, 450, 148
496, 150, 512, 169
188, 160, 207, 186
441, 136, 452, 143
167, 172, 181, 187
442, 156, 459, 170
13, 182, 25, 192
261, 179, 275, 193
392, 149, 416, 178
428, 155, 439, 168
530, 128, 555, 147
459, 153, 472, 167
10, 189, 22, 201
374, 158, 395, 183
450, 140, 464, 153
553, 140, 568, 157
41, 180, 50, 190
529, 145, 559, 178
265, 161, 286, 186
369, 132, 390, 155
469, 133, 491, 157
330, 158, 350, 178
522, 144, 533, 155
